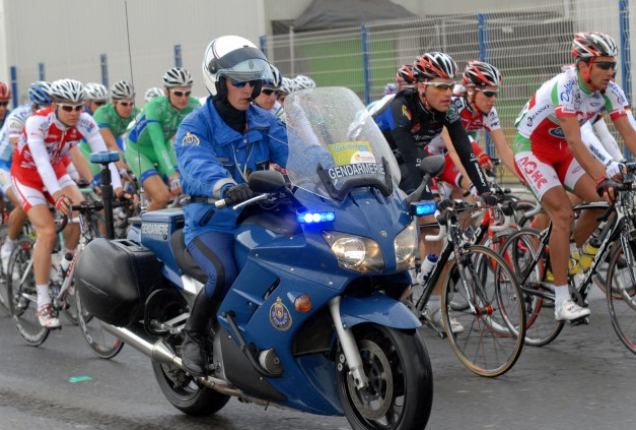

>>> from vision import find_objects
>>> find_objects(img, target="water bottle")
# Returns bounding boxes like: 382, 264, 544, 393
417, 253, 439, 286
578, 238, 600, 271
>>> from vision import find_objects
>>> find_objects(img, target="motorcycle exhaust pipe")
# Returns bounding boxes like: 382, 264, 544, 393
101, 323, 184, 368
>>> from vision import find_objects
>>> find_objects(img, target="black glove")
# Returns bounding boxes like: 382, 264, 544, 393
480, 194, 499, 207
223, 184, 255, 206
595, 177, 620, 199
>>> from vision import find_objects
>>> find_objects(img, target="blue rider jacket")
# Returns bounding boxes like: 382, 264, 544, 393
174, 97, 288, 246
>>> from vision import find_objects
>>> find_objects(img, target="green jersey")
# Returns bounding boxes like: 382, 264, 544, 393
125, 95, 200, 178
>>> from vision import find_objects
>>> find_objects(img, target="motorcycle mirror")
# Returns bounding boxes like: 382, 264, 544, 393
419, 155, 445, 178
248, 170, 287, 194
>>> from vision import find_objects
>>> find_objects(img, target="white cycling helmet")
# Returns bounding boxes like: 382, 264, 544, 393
202, 35, 273, 97
144, 87, 164, 102
264, 64, 283, 88
294, 74, 316, 90
84, 82, 109, 100
163, 67, 193, 88
110, 80, 135, 100
28, 81, 53, 106
279, 77, 295, 95
51, 79, 85, 103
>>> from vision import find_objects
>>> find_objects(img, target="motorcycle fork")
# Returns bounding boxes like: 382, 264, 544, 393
329, 296, 368, 390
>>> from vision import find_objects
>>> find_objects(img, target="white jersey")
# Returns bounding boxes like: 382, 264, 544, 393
0, 104, 33, 167
515, 68, 626, 144
268, 100, 286, 123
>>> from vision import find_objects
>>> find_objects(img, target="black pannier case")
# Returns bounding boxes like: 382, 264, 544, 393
75, 239, 163, 327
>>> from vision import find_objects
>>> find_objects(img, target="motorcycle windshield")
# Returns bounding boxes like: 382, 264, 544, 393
284, 87, 401, 201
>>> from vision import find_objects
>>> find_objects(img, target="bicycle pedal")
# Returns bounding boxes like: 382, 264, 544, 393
568, 316, 590, 326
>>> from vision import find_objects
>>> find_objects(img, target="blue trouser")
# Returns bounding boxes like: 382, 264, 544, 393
187, 231, 237, 300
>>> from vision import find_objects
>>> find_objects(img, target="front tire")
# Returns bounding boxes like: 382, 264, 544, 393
338, 325, 433, 430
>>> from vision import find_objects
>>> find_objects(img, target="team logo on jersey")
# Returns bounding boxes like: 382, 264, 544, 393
516, 156, 548, 189
270, 297, 292, 331
182, 132, 200, 146
548, 127, 565, 138
401, 105, 412, 121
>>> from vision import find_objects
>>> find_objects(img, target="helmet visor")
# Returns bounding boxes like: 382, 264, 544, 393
215, 58, 273, 84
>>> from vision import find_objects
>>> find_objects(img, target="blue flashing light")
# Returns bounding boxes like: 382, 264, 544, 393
298, 211, 336, 224
414, 201, 436, 216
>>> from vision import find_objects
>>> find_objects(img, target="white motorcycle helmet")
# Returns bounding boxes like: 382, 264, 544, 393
202, 35, 273, 99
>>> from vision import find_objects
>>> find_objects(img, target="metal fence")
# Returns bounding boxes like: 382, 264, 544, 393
264, 0, 634, 161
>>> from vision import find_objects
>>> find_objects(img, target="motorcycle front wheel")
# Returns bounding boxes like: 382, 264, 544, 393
338, 324, 433, 430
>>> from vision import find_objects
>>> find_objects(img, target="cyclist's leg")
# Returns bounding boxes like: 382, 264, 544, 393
6, 187, 27, 241
128, 148, 169, 211
58, 177, 85, 251
568, 172, 604, 247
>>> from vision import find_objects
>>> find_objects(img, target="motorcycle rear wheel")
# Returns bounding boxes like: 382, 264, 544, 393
152, 359, 230, 416
338, 324, 433, 430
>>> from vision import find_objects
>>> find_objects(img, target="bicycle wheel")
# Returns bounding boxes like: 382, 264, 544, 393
61, 278, 79, 324
76, 290, 125, 359
0, 224, 10, 314
441, 245, 525, 377
499, 228, 564, 346
7, 238, 50, 346
606, 239, 636, 355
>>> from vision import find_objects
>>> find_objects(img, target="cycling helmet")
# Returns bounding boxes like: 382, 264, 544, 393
51, 79, 85, 103
144, 87, 164, 102
414, 52, 458, 80
110, 80, 135, 100
0, 81, 11, 100
396, 64, 417, 85
294, 74, 316, 90
84, 82, 109, 100
28, 81, 53, 106
163, 67, 193, 88
572, 32, 618, 60
463, 61, 502, 87
561, 64, 576, 72
265, 64, 283, 88
384, 83, 398, 95
279, 77, 295, 95
202, 35, 272, 98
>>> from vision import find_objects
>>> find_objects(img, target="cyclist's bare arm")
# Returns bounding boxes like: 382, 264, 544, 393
489, 128, 523, 181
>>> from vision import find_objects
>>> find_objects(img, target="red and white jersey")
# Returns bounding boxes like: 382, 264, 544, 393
12, 108, 119, 195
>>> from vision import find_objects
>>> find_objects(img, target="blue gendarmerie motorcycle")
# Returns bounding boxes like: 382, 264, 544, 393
75, 87, 442, 430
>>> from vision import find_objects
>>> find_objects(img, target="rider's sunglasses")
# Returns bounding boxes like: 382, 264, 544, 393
590, 61, 617, 71
171, 90, 191, 98
117, 101, 135, 107
92, 100, 107, 106
0, 101, 8, 107
423, 81, 456, 92
230, 80, 259, 88
59, 104, 83, 112
261, 89, 280, 96
476, 88, 499, 98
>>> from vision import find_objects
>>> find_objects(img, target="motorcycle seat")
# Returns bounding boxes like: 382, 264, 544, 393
170, 229, 208, 284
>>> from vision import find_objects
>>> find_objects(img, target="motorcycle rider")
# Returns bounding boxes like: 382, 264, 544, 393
174, 35, 288, 376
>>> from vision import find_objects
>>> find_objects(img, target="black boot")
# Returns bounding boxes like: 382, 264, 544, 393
181, 290, 217, 377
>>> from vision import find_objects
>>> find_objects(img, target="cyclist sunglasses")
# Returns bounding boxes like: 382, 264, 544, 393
477, 88, 499, 98
0, 101, 8, 107
230, 80, 260, 88
59, 104, 83, 112
92, 100, 107, 106
423, 81, 456, 92
261, 89, 280, 96
171, 90, 191, 97
591, 61, 617, 71
117, 101, 135, 107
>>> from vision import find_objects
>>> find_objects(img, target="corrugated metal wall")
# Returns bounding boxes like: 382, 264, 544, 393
2, 0, 266, 105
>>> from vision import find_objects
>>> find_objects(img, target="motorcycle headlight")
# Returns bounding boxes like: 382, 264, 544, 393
322, 232, 384, 274
394, 219, 418, 271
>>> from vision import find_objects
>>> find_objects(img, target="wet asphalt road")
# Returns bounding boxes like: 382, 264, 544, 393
0, 292, 635, 430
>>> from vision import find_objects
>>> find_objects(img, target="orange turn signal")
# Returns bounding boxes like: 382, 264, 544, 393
294, 294, 312, 313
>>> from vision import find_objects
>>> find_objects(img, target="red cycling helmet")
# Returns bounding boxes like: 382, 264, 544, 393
0, 81, 11, 100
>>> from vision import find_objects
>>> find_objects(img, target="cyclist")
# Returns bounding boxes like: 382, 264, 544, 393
83, 82, 109, 115
277, 77, 295, 105
0, 82, 54, 269
368, 64, 418, 116
80, 80, 139, 181
11, 79, 123, 328
253, 64, 285, 122
513, 32, 636, 321
125, 67, 200, 211
0, 81, 11, 128
373, 52, 491, 333
426, 61, 519, 197
144, 87, 164, 104
174, 35, 288, 376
